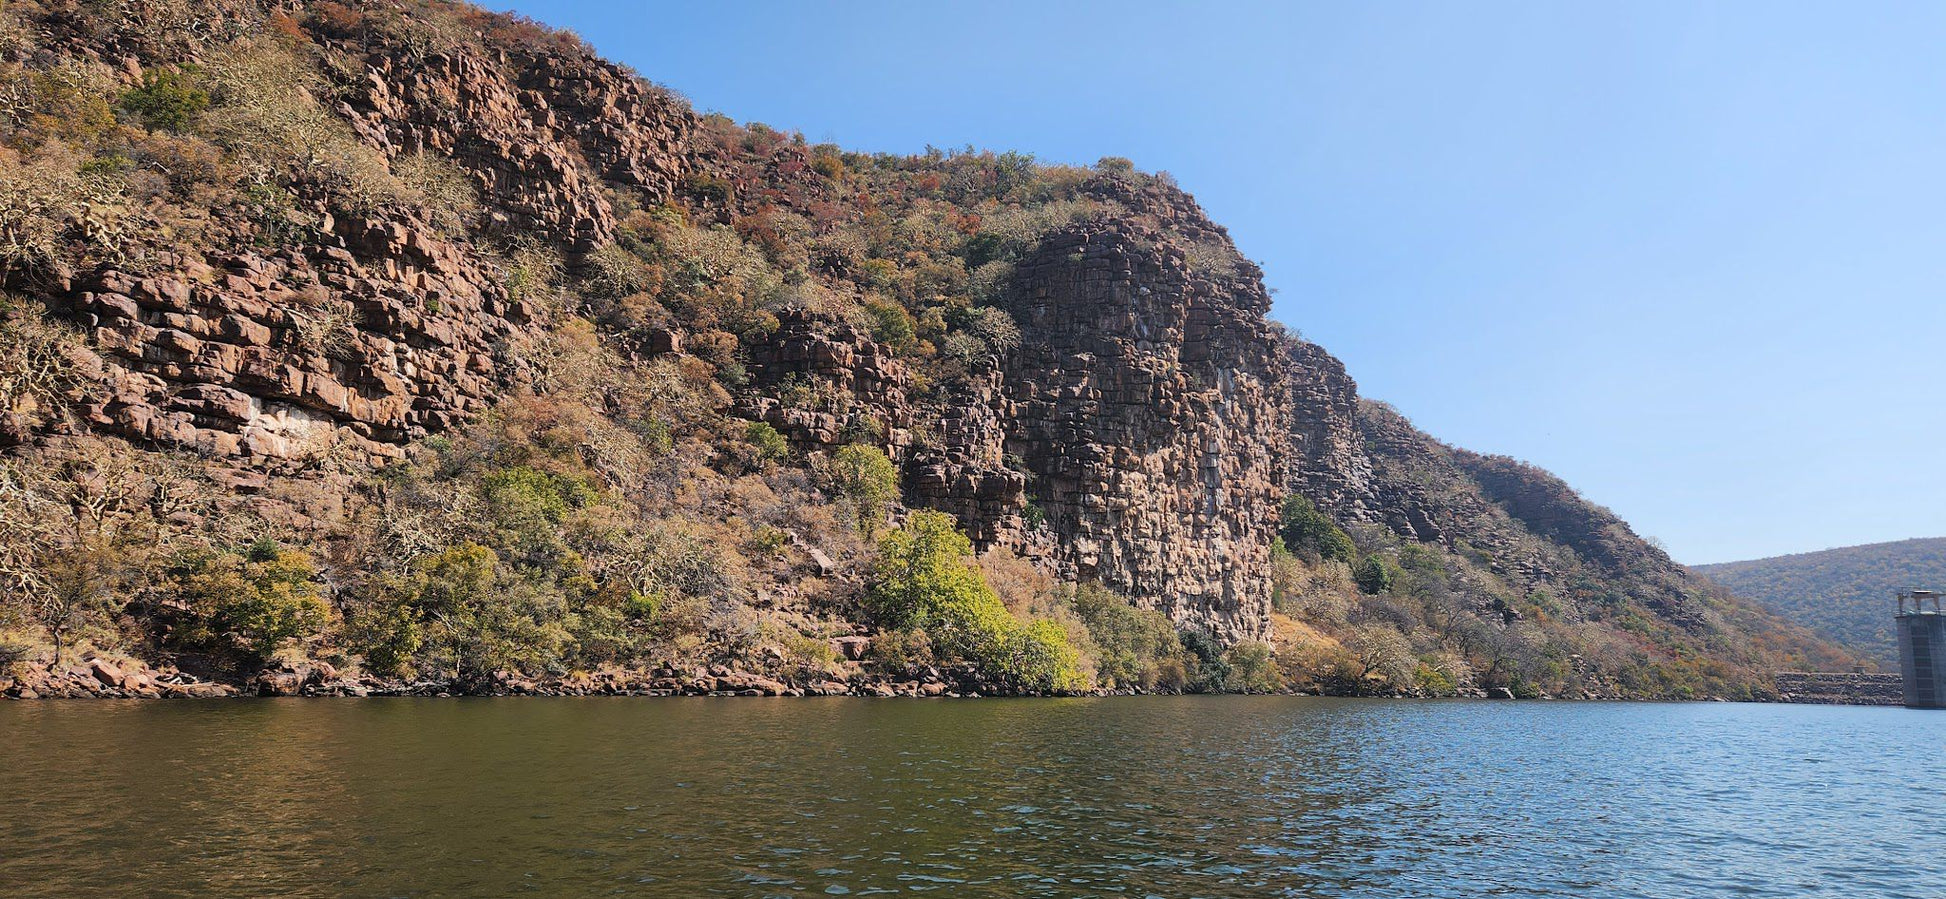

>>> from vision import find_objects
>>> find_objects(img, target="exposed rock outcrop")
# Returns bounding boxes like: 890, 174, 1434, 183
20, 4, 697, 469
1282, 340, 1370, 522
990, 217, 1286, 640
318, 23, 693, 251
68, 214, 543, 468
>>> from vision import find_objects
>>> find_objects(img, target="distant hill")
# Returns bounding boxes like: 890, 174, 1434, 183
1696, 538, 1946, 666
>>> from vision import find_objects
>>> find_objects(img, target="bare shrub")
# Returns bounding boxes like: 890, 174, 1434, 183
391, 151, 478, 236
500, 238, 565, 310
201, 39, 411, 214
0, 142, 127, 280
0, 441, 217, 666
0, 298, 94, 429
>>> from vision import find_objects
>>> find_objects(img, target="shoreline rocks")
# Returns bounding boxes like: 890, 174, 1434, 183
1, 653, 1783, 704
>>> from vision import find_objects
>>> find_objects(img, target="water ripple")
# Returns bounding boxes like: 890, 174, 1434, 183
1, 697, 1942, 897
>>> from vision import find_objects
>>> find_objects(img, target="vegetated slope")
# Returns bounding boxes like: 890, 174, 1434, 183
0, 0, 1851, 700
1696, 537, 1946, 666
1266, 384, 1852, 698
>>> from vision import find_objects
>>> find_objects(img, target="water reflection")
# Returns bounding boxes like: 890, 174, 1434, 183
2, 697, 1941, 898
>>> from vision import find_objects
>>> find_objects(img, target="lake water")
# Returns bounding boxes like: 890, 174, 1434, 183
1, 697, 1941, 898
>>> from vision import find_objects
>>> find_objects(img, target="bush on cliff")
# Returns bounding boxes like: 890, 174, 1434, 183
828, 444, 900, 537
867, 510, 1085, 692
741, 421, 791, 468
1354, 556, 1399, 595
173, 539, 331, 662
1066, 582, 1188, 691
0, 300, 95, 431
482, 465, 599, 527
1279, 496, 1357, 564
119, 67, 209, 132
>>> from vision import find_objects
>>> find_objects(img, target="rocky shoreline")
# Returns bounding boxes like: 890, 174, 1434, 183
2, 652, 1747, 703
0, 655, 1256, 700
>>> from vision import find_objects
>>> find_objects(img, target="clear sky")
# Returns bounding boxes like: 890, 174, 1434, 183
501, 0, 1944, 564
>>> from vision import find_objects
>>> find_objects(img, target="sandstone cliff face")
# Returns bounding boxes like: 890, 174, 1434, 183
739, 310, 920, 456
1282, 339, 1370, 521
316, 22, 693, 251
66, 215, 538, 468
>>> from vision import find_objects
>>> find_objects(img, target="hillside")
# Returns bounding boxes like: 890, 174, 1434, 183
0, 0, 1851, 700
1697, 537, 1946, 666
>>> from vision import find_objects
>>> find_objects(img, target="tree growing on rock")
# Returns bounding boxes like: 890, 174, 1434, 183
1355, 556, 1399, 595
829, 444, 899, 537
867, 510, 1084, 693
173, 539, 331, 663
1278, 495, 1357, 564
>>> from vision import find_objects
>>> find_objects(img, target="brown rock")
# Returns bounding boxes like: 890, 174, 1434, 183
87, 658, 124, 686
831, 636, 871, 661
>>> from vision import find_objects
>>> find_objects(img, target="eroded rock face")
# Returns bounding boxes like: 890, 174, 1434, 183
1283, 340, 1372, 524
320, 26, 693, 251
736, 310, 933, 482
987, 214, 1287, 642
731, 192, 1290, 641
69, 213, 542, 468
33, 13, 696, 470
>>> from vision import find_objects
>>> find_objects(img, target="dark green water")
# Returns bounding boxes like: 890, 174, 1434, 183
1, 697, 1941, 898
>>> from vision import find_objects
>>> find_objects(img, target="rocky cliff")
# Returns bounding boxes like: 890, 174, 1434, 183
10, 0, 697, 472
0, 0, 1851, 697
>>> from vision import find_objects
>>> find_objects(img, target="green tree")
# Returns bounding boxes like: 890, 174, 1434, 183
1002, 619, 1087, 693
743, 420, 790, 466
1177, 626, 1230, 692
341, 574, 423, 678
1278, 495, 1357, 563
119, 67, 209, 132
1068, 582, 1184, 690
1355, 556, 1398, 595
831, 444, 900, 536
1224, 640, 1283, 693
867, 510, 1084, 692
481, 465, 597, 525
866, 510, 990, 635
863, 297, 915, 353
407, 543, 568, 691
177, 539, 331, 661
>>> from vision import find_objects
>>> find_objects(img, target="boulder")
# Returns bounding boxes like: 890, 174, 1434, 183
831, 636, 871, 661
87, 658, 124, 686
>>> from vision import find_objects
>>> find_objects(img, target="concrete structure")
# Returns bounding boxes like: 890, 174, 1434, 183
1773, 670, 1903, 706
1896, 590, 1946, 709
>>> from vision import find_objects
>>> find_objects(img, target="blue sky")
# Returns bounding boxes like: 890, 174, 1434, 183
503, 1, 1944, 564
